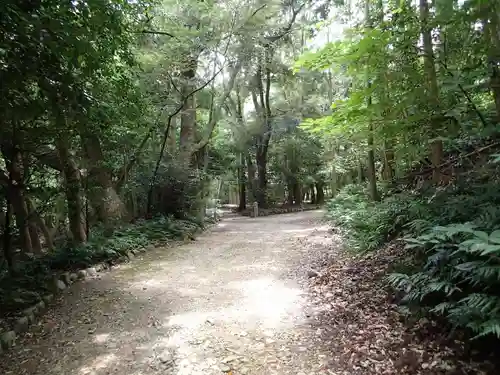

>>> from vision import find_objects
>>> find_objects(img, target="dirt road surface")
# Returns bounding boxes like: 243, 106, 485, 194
0, 210, 340, 375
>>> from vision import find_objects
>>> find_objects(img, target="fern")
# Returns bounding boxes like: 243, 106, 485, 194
388, 225, 500, 339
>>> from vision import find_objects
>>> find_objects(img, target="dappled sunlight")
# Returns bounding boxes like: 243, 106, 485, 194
166, 311, 214, 329
281, 227, 318, 234
93, 333, 111, 344
2, 211, 331, 375
127, 278, 172, 290
226, 277, 304, 327
232, 262, 281, 272
79, 353, 118, 375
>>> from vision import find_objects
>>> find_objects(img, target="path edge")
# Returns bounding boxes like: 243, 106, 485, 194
0, 224, 213, 355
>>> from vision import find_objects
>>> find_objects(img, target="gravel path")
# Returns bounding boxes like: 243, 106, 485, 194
0, 210, 338, 375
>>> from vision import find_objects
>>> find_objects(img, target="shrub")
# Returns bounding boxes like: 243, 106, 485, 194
327, 172, 500, 339
326, 184, 429, 251
327, 176, 500, 252
389, 224, 500, 339
0, 215, 206, 314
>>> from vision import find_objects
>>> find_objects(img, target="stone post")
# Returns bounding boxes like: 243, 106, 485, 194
252, 202, 259, 218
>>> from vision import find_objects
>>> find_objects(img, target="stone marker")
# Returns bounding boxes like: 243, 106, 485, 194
253, 202, 259, 218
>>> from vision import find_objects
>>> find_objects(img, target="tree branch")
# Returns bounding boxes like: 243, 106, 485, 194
412, 45, 489, 128
139, 30, 177, 38
118, 64, 225, 193
264, 3, 306, 45
193, 59, 243, 151
403, 142, 500, 180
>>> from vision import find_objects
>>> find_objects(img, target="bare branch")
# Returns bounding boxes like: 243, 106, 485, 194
167, 72, 182, 96
193, 59, 243, 151
139, 30, 177, 38
117, 65, 225, 191
264, 3, 306, 45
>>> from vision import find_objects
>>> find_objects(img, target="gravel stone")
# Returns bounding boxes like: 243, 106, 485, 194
86, 267, 97, 276
77, 270, 87, 279
14, 316, 29, 332
0, 331, 16, 349
42, 294, 54, 304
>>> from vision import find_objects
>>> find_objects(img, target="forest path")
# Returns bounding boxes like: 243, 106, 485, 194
0, 210, 340, 375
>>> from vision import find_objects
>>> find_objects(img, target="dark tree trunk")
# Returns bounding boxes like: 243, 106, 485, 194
57, 140, 87, 244
81, 133, 128, 222
246, 155, 257, 201
1, 142, 33, 253
238, 153, 246, 211
293, 183, 302, 205
420, 0, 444, 184
310, 185, 316, 204
287, 183, 294, 205
382, 142, 395, 181
27, 215, 42, 253
256, 150, 268, 208
315, 182, 325, 204
481, 3, 500, 122
3, 180, 14, 274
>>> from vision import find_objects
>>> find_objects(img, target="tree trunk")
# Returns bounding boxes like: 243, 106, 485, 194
293, 183, 302, 205
33, 211, 54, 249
287, 184, 294, 205
1, 143, 33, 253
330, 164, 337, 196
57, 140, 87, 243
251, 51, 273, 210
26, 198, 54, 250
309, 185, 316, 204
179, 64, 197, 167
256, 150, 268, 208
358, 162, 366, 183
81, 133, 129, 222
179, 91, 196, 166
3, 191, 14, 274
382, 141, 395, 181
26, 200, 42, 254
365, 0, 380, 202
481, 3, 500, 122
246, 155, 257, 202
315, 182, 325, 204
420, 0, 443, 184
238, 153, 246, 211
168, 114, 178, 153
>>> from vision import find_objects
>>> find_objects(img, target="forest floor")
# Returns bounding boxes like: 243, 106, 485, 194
0, 211, 493, 375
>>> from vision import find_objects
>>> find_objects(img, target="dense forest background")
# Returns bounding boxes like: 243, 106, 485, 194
1, 0, 500, 345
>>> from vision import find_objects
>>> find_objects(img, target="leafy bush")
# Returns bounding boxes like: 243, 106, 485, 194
389, 224, 500, 339
326, 184, 429, 251
327, 173, 500, 339
44, 215, 203, 270
0, 215, 206, 314
327, 176, 500, 252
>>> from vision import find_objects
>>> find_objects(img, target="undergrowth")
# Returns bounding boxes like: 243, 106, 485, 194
0, 215, 209, 314
327, 168, 500, 339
